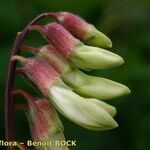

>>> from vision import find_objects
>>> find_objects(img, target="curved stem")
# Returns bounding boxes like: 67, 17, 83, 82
12, 89, 36, 104
5, 12, 49, 150
20, 45, 38, 54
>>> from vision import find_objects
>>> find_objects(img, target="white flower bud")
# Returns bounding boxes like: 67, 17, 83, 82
49, 81, 118, 131
71, 45, 124, 69
63, 70, 131, 100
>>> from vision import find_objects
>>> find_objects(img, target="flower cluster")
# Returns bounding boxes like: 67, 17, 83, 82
11, 12, 130, 150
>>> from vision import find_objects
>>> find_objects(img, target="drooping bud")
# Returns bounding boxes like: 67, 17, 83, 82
48, 12, 112, 48
13, 89, 68, 150
28, 100, 69, 150
63, 69, 131, 100
50, 84, 118, 131
71, 44, 124, 69
29, 23, 82, 59
12, 56, 118, 131
29, 23, 124, 70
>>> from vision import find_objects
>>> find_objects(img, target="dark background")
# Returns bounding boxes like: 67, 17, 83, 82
0, 0, 150, 150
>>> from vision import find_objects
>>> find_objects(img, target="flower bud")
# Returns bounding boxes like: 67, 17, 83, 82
71, 45, 124, 69
49, 12, 112, 48
12, 56, 118, 131
29, 23, 123, 70
27, 99, 69, 150
63, 70, 131, 100
13, 89, 68, 150
50, 83, 118, 131
29, 23, 81, 59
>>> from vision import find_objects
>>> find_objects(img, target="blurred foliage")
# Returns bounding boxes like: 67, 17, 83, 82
0, 0, 150, 150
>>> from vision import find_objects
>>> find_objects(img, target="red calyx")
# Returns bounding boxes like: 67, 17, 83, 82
48, 12, 92, 40
22, 58, 59, 95
30, 23, 81, 59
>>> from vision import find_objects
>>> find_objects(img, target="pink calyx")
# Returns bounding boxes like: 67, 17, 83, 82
29, 23, 81, 59
11, 56, 59, 95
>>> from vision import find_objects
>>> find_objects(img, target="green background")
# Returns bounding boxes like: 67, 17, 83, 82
0, 0, 150, 150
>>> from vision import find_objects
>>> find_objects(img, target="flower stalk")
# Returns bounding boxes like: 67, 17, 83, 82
47, 12, 112, 48
5, 12, 50, 150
